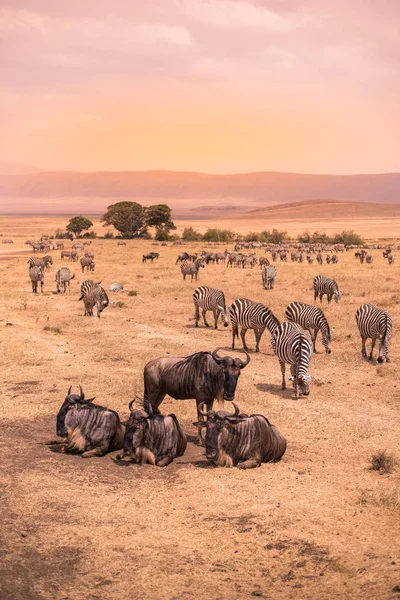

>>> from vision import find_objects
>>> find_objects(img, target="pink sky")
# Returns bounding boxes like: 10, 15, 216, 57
1, 0, 399, 174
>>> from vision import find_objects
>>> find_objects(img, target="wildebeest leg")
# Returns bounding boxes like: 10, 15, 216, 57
81, 447, 106, 458
152, 392, 167, 414
237, 458, 261, 469
280, 360, 286, 390
240, 328, 249, 351
196, 398, 213, 445
156, 455, 174, 467
194, 304, 200, 327
202, 309, 209, 328
361, 336, 367, 358
369, 337, 376, 360
40, 280, 43, 293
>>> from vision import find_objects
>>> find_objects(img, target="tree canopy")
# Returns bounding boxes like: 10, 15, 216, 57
66, 216, 93, 237
101, 202, 146, 238
146, 204, 176, 240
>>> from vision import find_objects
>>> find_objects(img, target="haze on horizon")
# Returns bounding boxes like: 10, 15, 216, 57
1, 0, 399, 175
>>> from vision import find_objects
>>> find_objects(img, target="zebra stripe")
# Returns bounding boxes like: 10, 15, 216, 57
355, 304, 392, 363
79, 280, 109, 318
313, 275, 342, 304
229, 298, 280, 353
271, 321, 313, 400
80, 257, 95, 273
262, 265, 277, 290
193, 286, 229, 329
181, 259, 205, 281
55, 267, 74, 293
28, 255, 53, 271
285, 301, 332, 354
29, 266, 44, 293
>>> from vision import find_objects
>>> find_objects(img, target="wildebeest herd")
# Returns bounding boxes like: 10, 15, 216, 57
26, 239, 393, 469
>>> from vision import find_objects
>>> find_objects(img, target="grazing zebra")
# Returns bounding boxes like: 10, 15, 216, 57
193, 286, 229, 329
313, 275, 342, 304
28, 255, 53, 271
271, 322, 313, 400
262, 265, 277, 290
285, 301, 332, 354
181, 259, 205, 282
316, 252, 323, 265
259, 256, 270, 268
80, 257, 95, 273
355, 304, 392, 363
388, 255, 395, 265
229, 298, 280, 353
79, 280, 109, 318
55, 267, 75, 293
306, 253, 314, 264
29, 266, 44, 293
365, 255, 373, 264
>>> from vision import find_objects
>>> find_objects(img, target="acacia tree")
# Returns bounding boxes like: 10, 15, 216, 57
101, 202, 146, 238
66, 216, 93, 237
145, 204, 176, 241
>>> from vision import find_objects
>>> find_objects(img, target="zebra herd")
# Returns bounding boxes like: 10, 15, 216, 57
190, 273, 391, 400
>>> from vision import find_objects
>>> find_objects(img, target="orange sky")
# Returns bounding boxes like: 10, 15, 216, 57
1, 1, 400, 174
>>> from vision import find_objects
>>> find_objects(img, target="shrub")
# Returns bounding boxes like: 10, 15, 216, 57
104, 231, 114, 239
128, 290, 137, 297
43, 326, 62, 334
115, 301, 126, 308
370, 451, 396, 474
202, 228, 236, 243
182, 227, 202, 241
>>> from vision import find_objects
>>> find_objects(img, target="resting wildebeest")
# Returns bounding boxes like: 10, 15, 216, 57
116, 401, 187, 466
45, 386, 124, 457
194, 403, 286, 469
143, 348, 250, 444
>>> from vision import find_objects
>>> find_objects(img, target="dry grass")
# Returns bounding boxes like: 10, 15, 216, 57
0, 215, 400, 600
370, 451, 396, 474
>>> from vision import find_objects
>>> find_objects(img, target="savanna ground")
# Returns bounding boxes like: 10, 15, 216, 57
0, 215, 399, 600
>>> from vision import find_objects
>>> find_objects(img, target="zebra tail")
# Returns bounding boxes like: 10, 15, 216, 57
382, 312, 389, 347
78, 294, 83, 301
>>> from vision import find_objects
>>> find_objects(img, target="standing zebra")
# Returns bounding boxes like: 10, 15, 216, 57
28, 255, 53, 271
262, 265, 277, 290
313, 275, 342, 304
355, 304, 392, 363
229, 298, 280, 353
55, 267, 75, 293
79, 280, 109, 318
193, 286, 229, 329
80, 257, 95, 273
271, 322, 313, 400
181, 259, 205, 282
29, 266, 44, 293
285, 301, 332, 354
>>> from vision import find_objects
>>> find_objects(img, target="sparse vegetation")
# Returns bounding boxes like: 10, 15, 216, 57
297, 230, 364, 245
370, 451, 396, 474
43, 325, 62, 334
115, 301, 126, 308
128, 290, 138, 296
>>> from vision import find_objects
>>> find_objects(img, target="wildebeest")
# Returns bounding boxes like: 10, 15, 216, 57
116, 401, 187, 467
143, 348, 250, 443
142, 252, 159, 263
46, 386, 125, 457
194, 403, 286, 469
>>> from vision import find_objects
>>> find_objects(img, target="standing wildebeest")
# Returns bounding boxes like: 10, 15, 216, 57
79, 280, 109, 318
29, 266, 44, 293
55, 267, 75, 293
46, 386, 125, 457
355, 304, 392, 363
142, 252, 159, 263
143, 348, 250, 444
194, 403, 286, 469
116, 401, 187, 467
176, 252, 190, 264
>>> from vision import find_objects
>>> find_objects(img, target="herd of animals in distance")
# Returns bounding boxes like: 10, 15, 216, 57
4, 234, 395, 469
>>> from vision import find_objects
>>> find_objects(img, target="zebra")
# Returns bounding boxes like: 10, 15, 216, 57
181, 259, 205, 281
229, 298, 280, 353
55, 267, 75, 293
271, 321, 313, 400
306, 253, 314, 264
365, 255, 373, 264
316, 252, 323, 265
355, 304, 392, 363
79, 280, 109, 318
285, 301, 332, 354
313, 275, 342, 304
262, 265, 277, 290
193, 286, 229, 329
259, 256, 270, 268
388, 255, 395, 265
108, 283, 125, 293
28, 255, 53, 271
331, 255, 339, 264
80, 257, 95, 273
29, 266, 44, 293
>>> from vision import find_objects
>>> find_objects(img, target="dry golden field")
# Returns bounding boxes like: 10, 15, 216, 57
0, 215, 399, 600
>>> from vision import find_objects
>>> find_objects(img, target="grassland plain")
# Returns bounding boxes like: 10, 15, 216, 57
0, 216, 399, 600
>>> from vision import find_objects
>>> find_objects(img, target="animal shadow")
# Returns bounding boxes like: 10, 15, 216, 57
255, 383, 296, 400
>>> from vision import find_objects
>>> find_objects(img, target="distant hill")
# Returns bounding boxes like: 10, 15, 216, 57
0, 162, 40, 176
1, 169, 400, 216
231, 199, 400, 220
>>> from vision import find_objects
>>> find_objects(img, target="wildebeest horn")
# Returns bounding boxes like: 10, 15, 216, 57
212, 348, 232, 364
230, 402, 240, 417
79, 385, 84, 401
128, 400, 135, 412
67, 385, 72, 396
237, 350, 250, 369
198, 403, 214, 416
